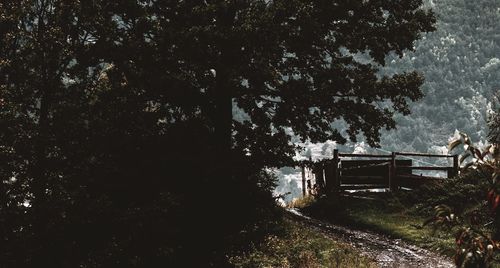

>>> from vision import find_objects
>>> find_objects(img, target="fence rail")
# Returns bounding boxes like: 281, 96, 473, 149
299, 150, 459, 197
395, 152, 455, 158
401, 166, 450, 171
338, 153, 393, 158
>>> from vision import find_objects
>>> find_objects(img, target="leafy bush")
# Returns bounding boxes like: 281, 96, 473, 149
424, 132, 500, 267
392, 169, 490, 217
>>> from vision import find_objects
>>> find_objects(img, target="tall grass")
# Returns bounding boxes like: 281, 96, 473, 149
288, 195, 316, 209
230, 218, 376, 268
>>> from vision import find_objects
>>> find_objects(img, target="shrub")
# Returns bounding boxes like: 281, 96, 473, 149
425, 132, 500, 267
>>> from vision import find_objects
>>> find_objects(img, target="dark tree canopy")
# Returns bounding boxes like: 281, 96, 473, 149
156, 0, 436, 166
0, 0, 434, 267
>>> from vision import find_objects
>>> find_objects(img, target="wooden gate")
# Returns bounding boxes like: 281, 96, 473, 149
300, 150, 459, 196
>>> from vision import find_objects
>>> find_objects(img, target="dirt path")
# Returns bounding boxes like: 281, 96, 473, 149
287, 208, 454, 268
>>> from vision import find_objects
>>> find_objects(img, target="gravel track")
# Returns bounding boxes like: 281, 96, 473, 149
287, 208, 455, 268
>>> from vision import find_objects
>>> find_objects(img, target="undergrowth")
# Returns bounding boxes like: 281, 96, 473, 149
229, 217, 376, 268
299, 167, 499, 263
288, 195, 316, 209
301, 194, 457, 256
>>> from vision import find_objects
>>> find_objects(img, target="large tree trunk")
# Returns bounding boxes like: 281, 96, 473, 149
30, 8, 56, 266
214, 67, 233, 164
213, 4, 236, 172
30, 79, 54, 267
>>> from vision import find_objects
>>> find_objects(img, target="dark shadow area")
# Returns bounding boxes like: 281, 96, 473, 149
1, 119, 283, 267
0, 1, 437, 267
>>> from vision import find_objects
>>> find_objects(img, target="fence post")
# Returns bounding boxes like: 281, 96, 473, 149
333, 149, 340, 193
301, 164, 306, 197
389, 152, 397, 192
314, 163, 325, 191
324, 161, 332, 195
451, 154, 459, 178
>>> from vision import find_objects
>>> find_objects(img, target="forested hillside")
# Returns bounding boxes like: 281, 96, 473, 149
379, 0, 500, 153
275, 0, 500, 202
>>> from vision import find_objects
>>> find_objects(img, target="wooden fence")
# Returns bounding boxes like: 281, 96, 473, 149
300, 150, 459, 196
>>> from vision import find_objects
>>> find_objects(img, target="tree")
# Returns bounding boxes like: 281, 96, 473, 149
376, 0, 500, 153
201, 0, 436, 166
0, 0, 435, 267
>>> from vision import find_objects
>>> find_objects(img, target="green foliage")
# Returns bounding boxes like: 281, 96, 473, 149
423, 132, 500, 267
351, 205, 456, 256
374, 0, 500, 155
230, 219, 376, 268
393, 170, 490, 217
302, 195, 456, 256
488, 98, 500, 145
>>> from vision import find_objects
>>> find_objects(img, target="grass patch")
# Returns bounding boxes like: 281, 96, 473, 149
229, 217, 377, 268
342, 197, 455, 255
288, 195, 316, 209
301, 194, 456, 257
